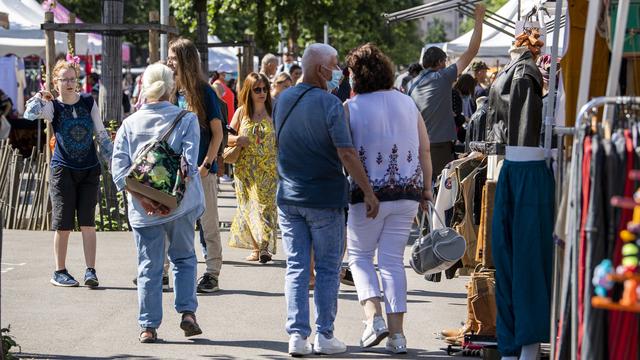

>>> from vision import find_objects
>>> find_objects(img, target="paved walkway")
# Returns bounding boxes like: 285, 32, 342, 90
2, 184, 468, 359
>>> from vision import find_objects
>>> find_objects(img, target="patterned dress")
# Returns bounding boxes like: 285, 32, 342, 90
229, 114, 278, 254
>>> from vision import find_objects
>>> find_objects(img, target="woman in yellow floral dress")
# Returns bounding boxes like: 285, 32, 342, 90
227, 72, 278, 263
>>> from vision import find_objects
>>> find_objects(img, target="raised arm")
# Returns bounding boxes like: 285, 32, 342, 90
456, 4, 486, 75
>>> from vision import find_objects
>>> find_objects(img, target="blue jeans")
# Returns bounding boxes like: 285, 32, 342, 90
278, 205, 344, 339
133, 209, 199, 329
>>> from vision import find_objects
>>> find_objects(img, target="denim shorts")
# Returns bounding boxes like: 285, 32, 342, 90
49, 165, 101, 230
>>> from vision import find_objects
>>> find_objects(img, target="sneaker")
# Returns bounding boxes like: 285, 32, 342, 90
220, 175, 233, 183
360, 315, 389, 348
340, 267, 355, 286
84, 268, 99, 288
288, 333, 312, 357
385, 333, 407, 354
197, 273, 220, 293
50, 269, 79, 287
314, 333, 347, 355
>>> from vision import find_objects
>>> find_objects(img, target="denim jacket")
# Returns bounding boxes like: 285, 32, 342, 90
111, 101, 204, 228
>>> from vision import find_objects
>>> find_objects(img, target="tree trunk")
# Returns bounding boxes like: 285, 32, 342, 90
287, 16, 299, 56
255, 0, 267, 58
101, 0, 123, 125
194, 0, 208, 75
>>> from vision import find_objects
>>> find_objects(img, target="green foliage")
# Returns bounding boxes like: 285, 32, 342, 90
460, 0, 509, 33
2, 326, 20, 360
424, 17, 448, 43
170, 0, 424, 66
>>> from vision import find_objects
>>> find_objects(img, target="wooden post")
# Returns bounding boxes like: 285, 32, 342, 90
168, 16, 177, 43
148, 11, 160, 64
101, 0, 124, 124
240, 34, 254, 89
236, 47, 243, 93
68, 13, 76, 53
195, 0, 209, 76
43, 11, 55, 230
44, 12, 55, 158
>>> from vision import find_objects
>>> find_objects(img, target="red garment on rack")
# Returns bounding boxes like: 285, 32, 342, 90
609, 129, 638, 360
577, 137, 592, 360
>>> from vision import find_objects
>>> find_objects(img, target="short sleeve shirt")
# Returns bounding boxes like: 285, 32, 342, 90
274, 83, 354, 208
410, 64, 458, 143
177, 85, 223, 166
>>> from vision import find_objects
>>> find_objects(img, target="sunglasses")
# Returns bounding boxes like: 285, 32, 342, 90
253, 86, 269, 94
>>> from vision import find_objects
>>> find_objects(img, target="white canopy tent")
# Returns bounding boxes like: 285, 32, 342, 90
207, 35, 258, 75
0, 0, 89, 57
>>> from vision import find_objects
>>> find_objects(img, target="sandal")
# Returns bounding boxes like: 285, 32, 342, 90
139, 328, 157, 343
259, 249, 272, 264
245, 251, 260, 261
180, 312, 203, 337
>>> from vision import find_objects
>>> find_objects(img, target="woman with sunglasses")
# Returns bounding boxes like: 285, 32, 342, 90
227, 72, 278, 263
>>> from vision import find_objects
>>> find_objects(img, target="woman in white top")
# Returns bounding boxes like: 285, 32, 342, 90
344, 43, 433, 354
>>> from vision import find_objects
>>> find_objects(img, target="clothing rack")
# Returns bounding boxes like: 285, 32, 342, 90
555, 96, 640, 360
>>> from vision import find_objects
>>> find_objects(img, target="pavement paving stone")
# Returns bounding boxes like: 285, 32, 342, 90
2, 184, 469, 359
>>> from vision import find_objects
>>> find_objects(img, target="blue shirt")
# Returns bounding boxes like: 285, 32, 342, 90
273, 83, 354, 209
177, 85, 223, 168
51, 94, 99, 170
111, 101, 204, 228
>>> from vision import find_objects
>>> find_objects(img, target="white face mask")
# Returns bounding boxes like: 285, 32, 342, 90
322, 65, 342, 92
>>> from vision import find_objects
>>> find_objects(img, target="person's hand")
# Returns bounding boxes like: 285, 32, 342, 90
475, 3, 486, 21
216, 156, 225, 177
363, 192, 380, 219
39, 90, 54, 101
198, 165, 209, 178
420, 189, 434, 212
236, 136, 250, 148
139, 196, 170, 216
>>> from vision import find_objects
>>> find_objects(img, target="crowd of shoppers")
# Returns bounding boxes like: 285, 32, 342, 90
23, 3, 497, 354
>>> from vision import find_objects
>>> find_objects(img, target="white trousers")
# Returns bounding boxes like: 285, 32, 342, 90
347, 199, 418, 314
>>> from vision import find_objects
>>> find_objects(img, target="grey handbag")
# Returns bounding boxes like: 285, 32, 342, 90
410, 202, 466, 275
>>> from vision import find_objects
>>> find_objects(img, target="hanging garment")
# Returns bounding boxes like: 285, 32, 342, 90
577, 136, 593, 360
477, 180, 496, 268
455, 165, 481, 271
486, 50, 544, 147
492, 156, 554, 357
582, 134, 608, 360
0, 57, 18, 112
608, 129, 638, 360
560, 0, 609, 127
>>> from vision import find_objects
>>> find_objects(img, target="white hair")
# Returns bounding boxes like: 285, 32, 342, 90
301, 43, 338, 75
142, 63, 175, 102
261, 53, 278, 71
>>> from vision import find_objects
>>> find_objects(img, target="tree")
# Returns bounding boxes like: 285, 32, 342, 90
170, 0, 424, 66
424, 17, 448, 44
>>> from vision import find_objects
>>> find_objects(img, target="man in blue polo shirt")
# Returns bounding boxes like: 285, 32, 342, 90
273, 43, 379, 356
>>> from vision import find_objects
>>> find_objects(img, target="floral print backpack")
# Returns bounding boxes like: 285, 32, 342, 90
125, 110, 189, 210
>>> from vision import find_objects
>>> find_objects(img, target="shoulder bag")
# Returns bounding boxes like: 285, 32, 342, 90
222, 107, 245, 164
125, 110, 189, 210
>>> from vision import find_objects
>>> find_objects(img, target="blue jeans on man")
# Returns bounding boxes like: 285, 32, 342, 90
133, 209, 199, 329
278, 205, 345, 339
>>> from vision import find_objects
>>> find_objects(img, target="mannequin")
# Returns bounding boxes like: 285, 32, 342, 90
489, 29, 553, 360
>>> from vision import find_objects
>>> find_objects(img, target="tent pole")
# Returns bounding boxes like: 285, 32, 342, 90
602, 0, 630, 130
545, 0, 564, 357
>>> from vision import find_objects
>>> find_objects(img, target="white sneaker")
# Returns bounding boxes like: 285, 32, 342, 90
314, 333, 347, 355
288, 334, 312, 357
360, 315, 389, 348
220, 175, 233, 183
385, 333, 407, 354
